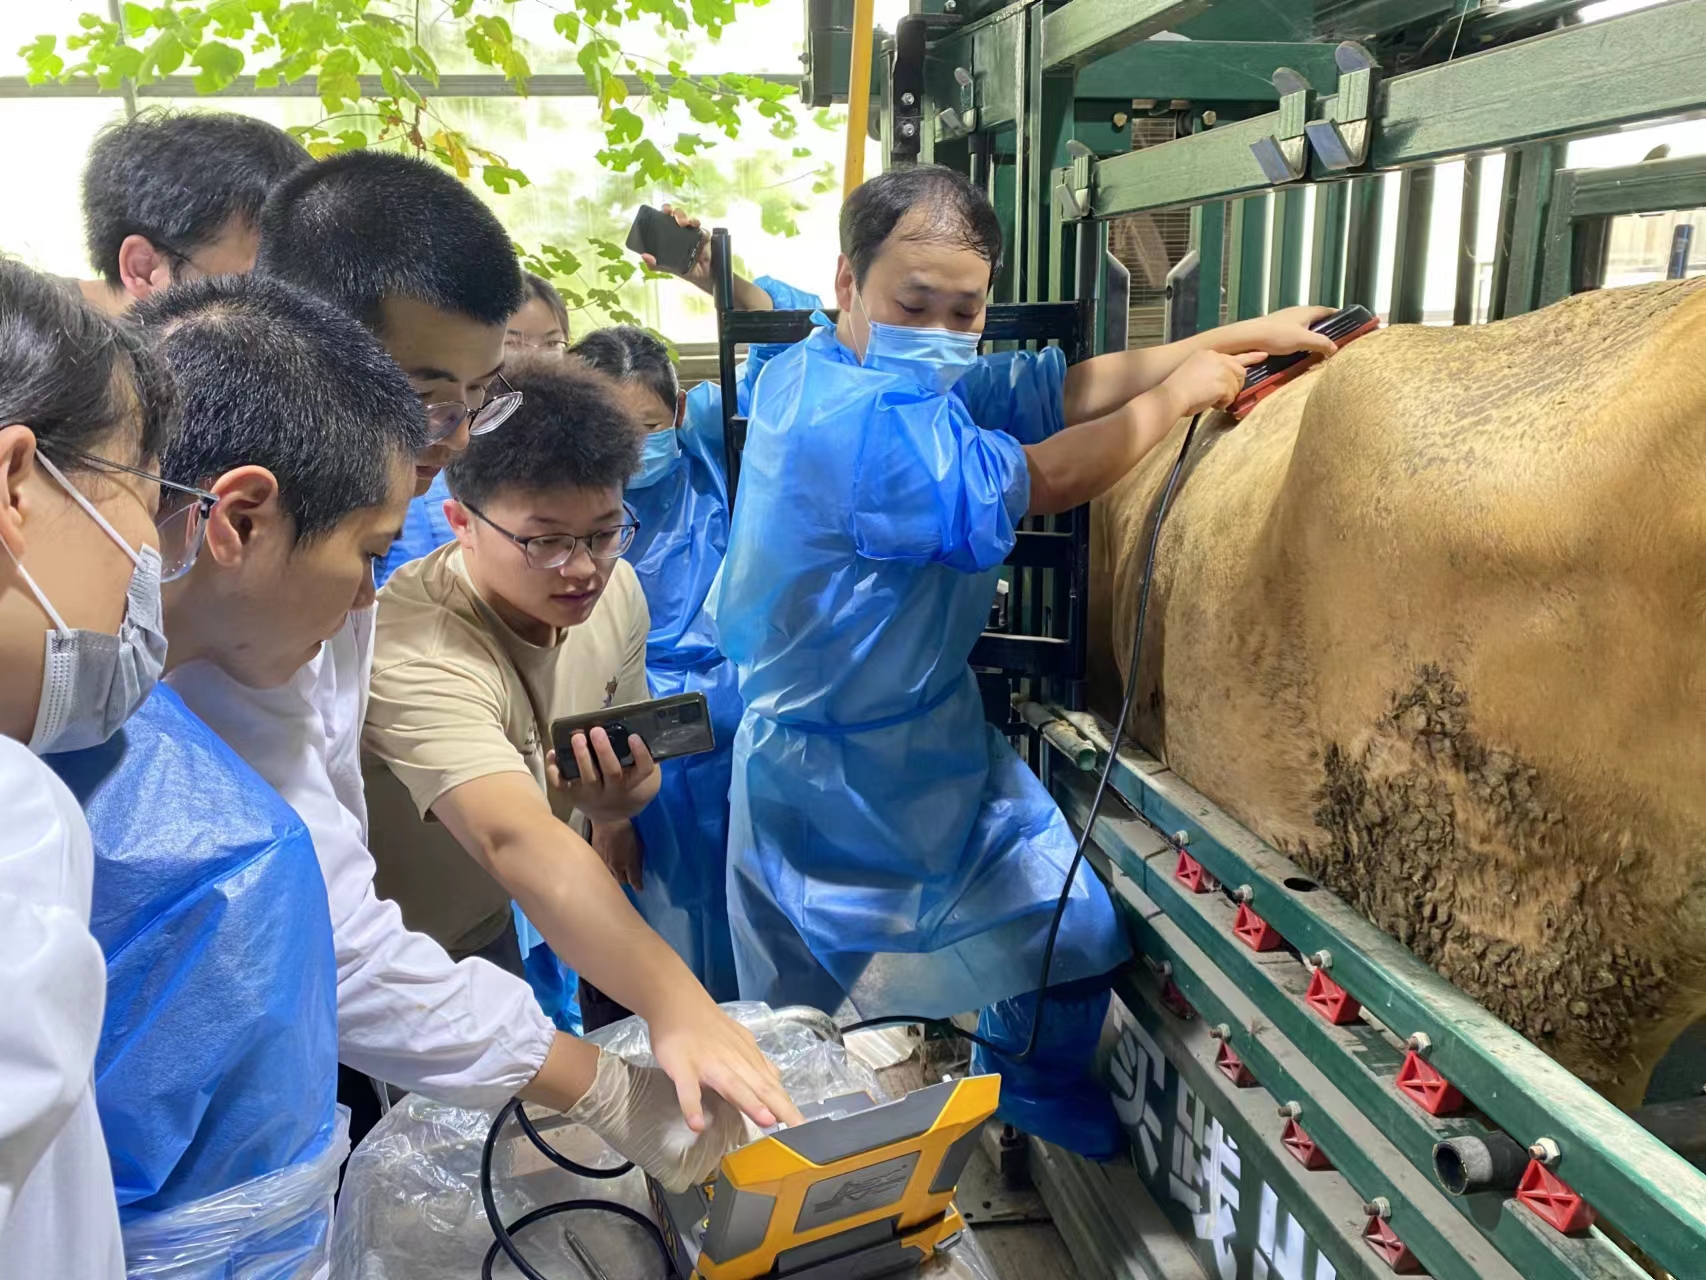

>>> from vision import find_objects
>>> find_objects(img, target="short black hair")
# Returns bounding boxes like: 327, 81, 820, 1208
0, 258, 179, 468
137, 274, 426, 542
840, 165, 1004, 287
569, 326, 678, 411
446, 354, 642, 508
257, 151, 524, 332
83, 109, 311, 285
520, 272, 571, 338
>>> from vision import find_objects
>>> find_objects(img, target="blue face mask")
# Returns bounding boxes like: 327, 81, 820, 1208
629, 427, 682, 490
854, 295, 981, 395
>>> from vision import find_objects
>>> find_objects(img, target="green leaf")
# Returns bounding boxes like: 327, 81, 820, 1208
191, 40, 244, 93
317, 47, 362, 112
144, 30, 184, 77
606, 105, 643, 144
792, 145, 811, 158
20, 36, 63, 85
120, 3, 153, 37
481, 163, 530, 194
553, 12, 581, 42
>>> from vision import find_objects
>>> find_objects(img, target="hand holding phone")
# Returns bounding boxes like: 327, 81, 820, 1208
626, 204, 706, 278
549, 725, 657, 825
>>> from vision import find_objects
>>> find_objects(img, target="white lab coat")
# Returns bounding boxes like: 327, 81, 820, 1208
166, 607, 554, 1104
0, 736, 125, 1279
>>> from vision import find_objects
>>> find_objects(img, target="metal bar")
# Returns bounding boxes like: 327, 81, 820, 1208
1565, 152, 1706, 218
1074, 39, 1342, 103
1103, 250, 1131, 351
968, 633, 1074, 677
1056, 721, 1706, 1279
1040, 0, 1212, 73
1310, 180, 1348, 307
105, 0, 137, 118
842, 0, 875, 193
710, 229, 743, 506
1671, 223, 1696, 280
1226, 195, 1269, 321
0, 70, 803, 99
1267, 186, 1307, 312
1192, 200, 1226, 330
1388, 165, 1433, 324
1077, 1, 1706, 219
1496, 142, 1559, 319
1453, 157, 1483, 325
1024, 8, 1076, 304
1342, 175, 1384, 310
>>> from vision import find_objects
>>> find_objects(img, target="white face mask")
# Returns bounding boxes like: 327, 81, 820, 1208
3, 453, 168, 754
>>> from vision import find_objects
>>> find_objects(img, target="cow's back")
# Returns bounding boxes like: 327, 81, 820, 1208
1091, 278, 1706, 1100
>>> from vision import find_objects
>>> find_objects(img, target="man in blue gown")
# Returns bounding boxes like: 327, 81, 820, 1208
710, 165, 1334, 1154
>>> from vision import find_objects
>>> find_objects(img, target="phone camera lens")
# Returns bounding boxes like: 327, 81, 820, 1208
680, 702, 702, 723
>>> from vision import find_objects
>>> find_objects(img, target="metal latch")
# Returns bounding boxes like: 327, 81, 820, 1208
1306, 42, 1380, 171
1250, 67, 1315, 184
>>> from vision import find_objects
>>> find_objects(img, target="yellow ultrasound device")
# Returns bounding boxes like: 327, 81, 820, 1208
649, 1074, 1000, 1280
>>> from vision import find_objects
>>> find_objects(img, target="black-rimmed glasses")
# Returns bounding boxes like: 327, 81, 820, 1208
63, 450, 219, 582
462, 499, 639, 568
423, 372, 523, 445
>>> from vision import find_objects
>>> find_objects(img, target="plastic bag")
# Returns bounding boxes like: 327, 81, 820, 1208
122, 1107, 348, 1279
331, 1004, 1000, 1280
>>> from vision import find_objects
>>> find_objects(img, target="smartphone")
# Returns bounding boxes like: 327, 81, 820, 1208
551, 692, 715, 781
625, 205, 703, 276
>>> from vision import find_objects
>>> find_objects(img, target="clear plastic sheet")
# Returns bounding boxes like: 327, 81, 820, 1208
123, 1107, 349, 1279
331, 1004, 1000, 1279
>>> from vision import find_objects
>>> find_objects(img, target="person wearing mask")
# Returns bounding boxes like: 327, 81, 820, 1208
172, 150, 794, 1154
376, 271, 571, 591
710, 165, 1337, 1156
0, 256, 180, 1279
75, 108, 311, 315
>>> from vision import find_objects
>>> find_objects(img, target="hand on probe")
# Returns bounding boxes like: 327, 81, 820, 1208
1159, 349, 1265, 417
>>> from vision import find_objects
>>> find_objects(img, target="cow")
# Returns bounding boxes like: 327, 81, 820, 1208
1088, 276, 1706, 1107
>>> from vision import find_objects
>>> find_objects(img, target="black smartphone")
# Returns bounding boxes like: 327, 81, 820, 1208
625, 205, 703, 276
551, 692, 715, 781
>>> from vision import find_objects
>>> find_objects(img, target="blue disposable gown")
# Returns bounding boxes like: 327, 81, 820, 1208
709, 319, 1131, 1022
620, 275, 820, 1002
46, 687, 340, 1264
375, 472, 454, 589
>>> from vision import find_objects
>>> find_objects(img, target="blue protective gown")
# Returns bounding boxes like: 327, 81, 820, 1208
46, 686, 341, 1261
709, 318, 1131, 1155
621, 275, 821, 1002
375, 471, 454, 589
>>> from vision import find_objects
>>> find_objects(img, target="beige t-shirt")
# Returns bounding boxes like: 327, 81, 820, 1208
363, 542, 650, 955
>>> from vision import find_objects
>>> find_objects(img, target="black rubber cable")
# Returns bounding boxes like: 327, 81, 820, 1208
841, 413, 1207, 1064
480, 1097, 673, 1280
514, 1101, 632, 1181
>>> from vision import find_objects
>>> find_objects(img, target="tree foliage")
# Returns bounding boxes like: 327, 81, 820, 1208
23, 0, 837, 327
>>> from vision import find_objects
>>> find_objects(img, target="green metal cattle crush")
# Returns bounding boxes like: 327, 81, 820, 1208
792, 0, 1706, 1275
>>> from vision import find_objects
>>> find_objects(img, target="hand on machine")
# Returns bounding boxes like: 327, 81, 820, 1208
1227, 303, 1380, 418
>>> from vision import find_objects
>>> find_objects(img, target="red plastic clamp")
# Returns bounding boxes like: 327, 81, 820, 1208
1159, 977, 1194, 1021
1361, 1216, 1423, 1274
1174, 849, 1217, 894
1215, 1040, 1256, 1088
1281, 1119, 1333, 1171
1232, 902, 1285, 952
1305, 967, 1363, 1025
1395, 1049, 1465, 1116
1517, 1161, 1598, 1235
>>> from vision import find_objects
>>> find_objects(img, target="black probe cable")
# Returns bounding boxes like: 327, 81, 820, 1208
840, 413, 1206, 1063
478, 415, 1206, 1274
480, 1097, 674, 1280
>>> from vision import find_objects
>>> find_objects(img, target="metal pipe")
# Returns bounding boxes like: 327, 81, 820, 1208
1669, 223, 1695, 279
842, 0, 875, 196
1433, 1132, 1530, 1196
1017, 701, 1098, 771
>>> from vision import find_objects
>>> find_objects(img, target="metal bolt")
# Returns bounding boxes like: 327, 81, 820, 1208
1308, 949, 1333, 971
1363, 1197, 1391, 1220
1233, 884, 1254, 904
961, 110, 976, 130
1407, 1032, 1433, 1057
1209, 1023, 1231, 1042
900, 91, 916, 107
943, 0, 956, 9
900, 121, 916, 137
1142, 955, 1172, 978
1112, 111, 1130, 130
1202, 109, 1219, 127
1529, 1137, 1561, 1167
1277, 1101, 1302, 1120
1173, 830, 1190, 846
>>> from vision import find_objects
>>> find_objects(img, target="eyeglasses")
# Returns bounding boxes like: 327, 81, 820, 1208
462, 499, 639, 569
506, 336, 568, 352
423, 373, 523, 445
63, 450, 219, 582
